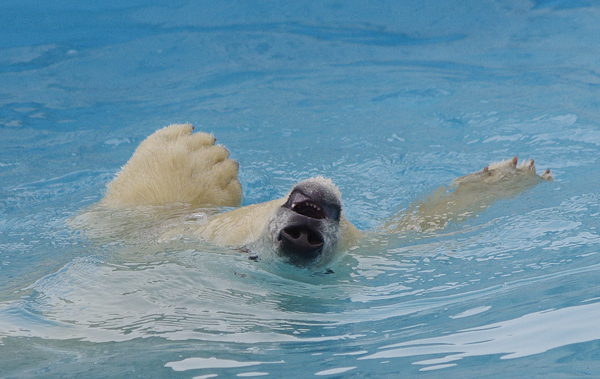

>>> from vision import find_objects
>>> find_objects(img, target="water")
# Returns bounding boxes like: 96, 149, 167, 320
1, 0, 600, 377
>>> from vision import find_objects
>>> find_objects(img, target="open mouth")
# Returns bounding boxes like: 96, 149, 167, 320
283, 186, 341, 222
291, 201, 327, 219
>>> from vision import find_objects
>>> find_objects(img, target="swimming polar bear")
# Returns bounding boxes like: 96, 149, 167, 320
90, 123, 553, 266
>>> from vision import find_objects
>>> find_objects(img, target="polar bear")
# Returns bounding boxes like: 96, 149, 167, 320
89, 123, 553, 266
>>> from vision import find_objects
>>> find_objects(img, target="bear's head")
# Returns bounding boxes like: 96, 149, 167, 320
266, 177, 342, 266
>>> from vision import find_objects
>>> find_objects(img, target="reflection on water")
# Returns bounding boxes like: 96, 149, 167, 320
165, 356, 285, 371
361, 299, 600, 370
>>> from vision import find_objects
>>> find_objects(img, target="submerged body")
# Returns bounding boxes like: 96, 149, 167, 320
86, 124, 553, 266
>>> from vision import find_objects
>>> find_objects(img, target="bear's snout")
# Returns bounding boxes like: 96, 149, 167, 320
279, 224, 324, 260
278, 213, 326, 261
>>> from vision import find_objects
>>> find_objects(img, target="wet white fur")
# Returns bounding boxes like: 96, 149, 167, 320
93, 124, 552, 259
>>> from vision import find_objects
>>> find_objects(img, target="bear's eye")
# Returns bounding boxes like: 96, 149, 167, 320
292, 201, 327, 219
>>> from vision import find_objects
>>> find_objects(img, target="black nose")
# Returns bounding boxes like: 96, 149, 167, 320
279, 226, 324, 259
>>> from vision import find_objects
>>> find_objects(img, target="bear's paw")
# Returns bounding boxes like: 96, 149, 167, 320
102, 124, 242, 208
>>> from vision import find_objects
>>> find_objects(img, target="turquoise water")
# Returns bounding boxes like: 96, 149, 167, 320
2, 1, 600, 377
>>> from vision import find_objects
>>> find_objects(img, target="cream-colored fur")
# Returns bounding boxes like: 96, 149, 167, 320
384, 156, 553, 233
193, 197, 362, 250
102, 123, 242, 208
94, 124, 552, 258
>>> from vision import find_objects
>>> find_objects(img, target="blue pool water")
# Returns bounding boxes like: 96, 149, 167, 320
2, 0, 600, 377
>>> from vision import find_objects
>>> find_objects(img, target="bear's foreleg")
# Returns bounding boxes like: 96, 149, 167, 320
383, 157, 552, 233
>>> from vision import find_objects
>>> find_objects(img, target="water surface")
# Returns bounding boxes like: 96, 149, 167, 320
1, 1, 600, 377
